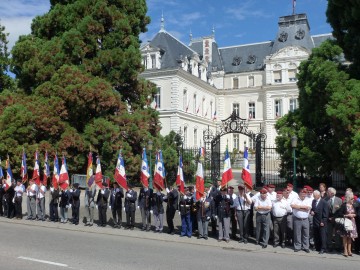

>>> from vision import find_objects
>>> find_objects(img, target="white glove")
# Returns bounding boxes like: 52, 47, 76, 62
66, 205, 69, 209
69, 189, 73, 193
101, 190, 105, 194
215, 215, 218, 220
123, 207, 126, 212
96, 205, 98, 209
137, 206, 140, 209
163, 196, 167, 200
116, 188, 120, 192
59, 191, 62, 195
150, 210, 153, 215
50, 187, 54, 192
166, 188, 170, 193
157, 191, 161, 195
183, 195, 188, 199
178, 211, 181, 216
109, 206, 111, 210
69, 204, 72, 208
226, 194, 230, 199
127, 193, 132, 198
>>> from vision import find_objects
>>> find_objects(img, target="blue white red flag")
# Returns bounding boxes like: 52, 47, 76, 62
32, 151, 40, 185
94, 157, 103, 188
52, 154, 59, 189
5, 157, 13, 191
213, 110, 217, 121
195, 150, 204, 200
176, 155, 185, 194
59, 156, 69, 190
221, 146, 233, 187
140, 148, 150, 188
0, 159, 4, 179
42, 151, 50, 186
86, 152, 94, 187
153, 150, 165, 191
21, 150, 28, 183
241, 147, 253, 190
114, 151, 127, 190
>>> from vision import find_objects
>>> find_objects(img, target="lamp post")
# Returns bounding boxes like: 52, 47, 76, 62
291, 135, 298, 190
148, 140, 153, 189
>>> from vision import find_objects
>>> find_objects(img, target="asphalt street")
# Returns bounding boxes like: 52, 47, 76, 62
0, 219, 359, 270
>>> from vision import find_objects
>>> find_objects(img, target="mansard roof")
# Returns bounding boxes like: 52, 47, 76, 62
189, 40, 224, 72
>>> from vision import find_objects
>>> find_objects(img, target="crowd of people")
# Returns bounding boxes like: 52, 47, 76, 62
1, 178, 359, 257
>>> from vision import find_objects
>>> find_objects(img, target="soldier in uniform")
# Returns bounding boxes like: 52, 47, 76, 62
254, 188, 272, 248
5, 181, 15, 218
49, 183, 59, 222
138, 184, 153, 231
96, 182, 110, 227
164, 185, 178, 235
208, 182, 218, 236
152, 189, 165, 233
124, 184, 137, 230
196, 191, 213, 239
179, 187, 193, 238
14, 180, 25, 219
228, 186, 237, 240
59, 187, 70, 223
110, 182, 123, 228
214, 186, 234, 243
188, 186, 198, 235
84, 184, 97, 226
36, 181, 47, 221
70, 183, 81, 225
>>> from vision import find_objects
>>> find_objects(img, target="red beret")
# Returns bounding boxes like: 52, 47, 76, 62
228, 186, 234, 190
299, 189, 307, 194
287, 183, 293, 188
276, 190, 283, 195
260, 188, 268, 194
268, 184, 275, 188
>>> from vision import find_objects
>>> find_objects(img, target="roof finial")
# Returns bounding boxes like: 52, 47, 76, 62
160, 11, 165, 32
189, 29, 193, 43
212, 25, 215, 37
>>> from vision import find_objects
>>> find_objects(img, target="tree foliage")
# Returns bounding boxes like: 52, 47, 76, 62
0, 0, 159, 180
0, 23, 14, 92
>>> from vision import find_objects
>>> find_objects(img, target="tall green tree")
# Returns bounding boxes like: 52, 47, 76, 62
1, 0, 159, 179
0, 23, 13, 92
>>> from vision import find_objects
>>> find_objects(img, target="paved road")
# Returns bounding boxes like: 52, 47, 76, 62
0, 221, 358, 270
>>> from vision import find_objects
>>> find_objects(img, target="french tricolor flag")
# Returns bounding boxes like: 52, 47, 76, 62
21, 150, 27, 183
114, 151, 128, 190
5, 157, 13, 191
32, 151, 40, 185
153, 150, 165, 191
52, 154, 59, 189
242, 147, 253, 190
176, 156, 185, 194
195, 149, 204, 200
95, 157, 103, 188
221, 146, 233, 187
140, 148, 150, 188
43, 151, 50, 186
59, 156, 69, 190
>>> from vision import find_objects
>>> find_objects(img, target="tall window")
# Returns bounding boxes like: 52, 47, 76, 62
233, 103, 240, 117
183, 127, 187, 148
202, 98, 205, 116
194, 128, 198, 147
275, 100, 282, 118
142, 56, 148, 69
183, 89, 188, 111
249, 102, 255, 119
151, 55, 156, 68
249, 76, 254, 87
249, 138, 255, 150
233, 134, 240, 150
210, 101, 213, 119
154, 87, 161, 109
273, 71, 282, 83
288, 69, 297, 82
193, 94, 197, 114
233, 77, 239, 89
289, 98, 298, 112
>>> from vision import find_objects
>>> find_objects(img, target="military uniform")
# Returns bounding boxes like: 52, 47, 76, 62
138, 187, 153, 231
59, 189, 70, 223
196, 194, 213, 239
215, 189, 234, 242
164, 187, 178, 234
152, 191, 165, 232
70, 184, 81, 225
110, 185, 123, 228
233, 185, 252, 243
49, 186, 59, 222
124, 187, 137, 229
254, 189, 272, 248
179, 193, 193, 237
96, 184, 110, 227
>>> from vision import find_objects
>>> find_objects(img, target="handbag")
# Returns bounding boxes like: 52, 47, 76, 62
335, 217, 354, 231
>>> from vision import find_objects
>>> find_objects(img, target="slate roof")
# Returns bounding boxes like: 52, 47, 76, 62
312, 34, 333, 47
189, 40, 224, 72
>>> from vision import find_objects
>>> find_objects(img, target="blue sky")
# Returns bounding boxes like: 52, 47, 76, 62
0, 0, 332, 50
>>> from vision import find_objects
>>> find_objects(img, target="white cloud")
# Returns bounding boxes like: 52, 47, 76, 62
224, 0, 272, 21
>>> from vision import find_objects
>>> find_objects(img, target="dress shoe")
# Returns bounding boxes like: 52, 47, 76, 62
319, 250, 324, 254
204, 236, 208, 240
273, 244, 279, 248
294, 249, 300, 252
262, 245, 267, 249
244, 239, 248, 244
225, 239, 230, 243
281, 244, 286, 249
304, 249, 310, 253
218, 239, 222, 242
238, 239, 244, 243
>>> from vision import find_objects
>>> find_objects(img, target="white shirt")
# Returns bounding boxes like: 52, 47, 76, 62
37, 185, 47, 199
230, 193, 237, 208
251, 192, 261, 203
291, 197, 312, 219
288, 191, 298, 202
28, 184, 38, 196
14, 184, 25, 197
254, 197, 272, 214
284, 196, 293, 213
234, 192, 252, 211
268, 191, 277, 202
272, 198, 291, 217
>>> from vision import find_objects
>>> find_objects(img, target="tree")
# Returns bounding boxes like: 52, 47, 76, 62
0, 23, 13, 92
1, 0, 159, 179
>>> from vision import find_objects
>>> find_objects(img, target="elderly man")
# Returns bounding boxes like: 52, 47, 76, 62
164, 185, 178, 235
291, 189, 312, 253
283, 188, 294, 246
196, 191, 213, 240
233, 184, 252, 244
124, 184, 137, 230
138, 184, 153, 231
326, 187, 342, 252
84, 184, 97, 226
311, 190, 329, 254
215, 187, 234, 243
272, 190, 291, 248
254, 188, 272, 248
179, 187, 193, 238
228, 186, 238, 240
26, 179, 38, 220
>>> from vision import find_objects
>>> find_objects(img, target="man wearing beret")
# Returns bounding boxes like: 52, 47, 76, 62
84, 183, 96, 226
233, 184, 252, 244
164, 184, 178, 235
272, 190, 291, 248
305, 186, 315, 249
110, 182, 124, 228
179, 187, 194, 238
214, 186, 234, 243
138, 183, 153, 231
71, 183, 81, 225
96, 182, 110, 227
291, 189, 312, 253
254, 188, 272, 248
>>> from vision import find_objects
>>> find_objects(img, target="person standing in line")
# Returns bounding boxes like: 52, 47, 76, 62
311, 190, 329, 254
254, 188, 272, 248
110, 182, 123, 228
215, 187, 234, 243
291, 189, 312, 253
36, 181, 47, 221
152, 189, 165, 233
49, 183, 59, 222
70, 183, 81, 225
196, 191, 212, 240
124, 184, 137, 230
228, 186, 237, 240
84, 184, 97, 226
138, 184, 152, 231
0, 180, 4, 217
14, 180, 25, 219
179, 187, 193, 238
272, 190, 291, 248
59, 187, 70, 223
305, 186, 315, 249
233, 184, 252, 244
26, 179, 38, 220
283, 188, 294, 246
164, 185, 178, 235
326, 187, 342, 252
96, 182, 110, 227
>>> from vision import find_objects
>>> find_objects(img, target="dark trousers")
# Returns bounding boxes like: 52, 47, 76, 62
112, 207, 122, 226
72, 206, 80, 224
273, 216, 287, 245
256, 212, 271, 245
126, 210, 135, 227
49, 202, 59, 221
0, 200, 3, 216
6, 200, 14, 218
314, 224, 327, 251
14, 197, 22, 218
98, 206, 107, 226
181, 213, 192, 237
191, 212, 197, 232
236, 210, 250, 240
230, 208, 237, 238
166, 207, 176, 233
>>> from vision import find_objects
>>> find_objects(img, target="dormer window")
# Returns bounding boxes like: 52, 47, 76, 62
288, 69, 297, 82
274, 71, 282, 83
151, 55, 156, 69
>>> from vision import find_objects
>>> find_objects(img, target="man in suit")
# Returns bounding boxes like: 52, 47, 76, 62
138, 184, 152, 231
49, 183, 59, 222
311, 190, 329, 254
164, 185, 178, 235
84, 184, 97, 226
152, 189, 165, 233
70, 183, 81, 225
326, 187, 342, 251
124, 184, 137, 230
110, 182, 123, 228
215, 187, 234, 243
96, 182, 110, 227
196, 191, 213, 239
